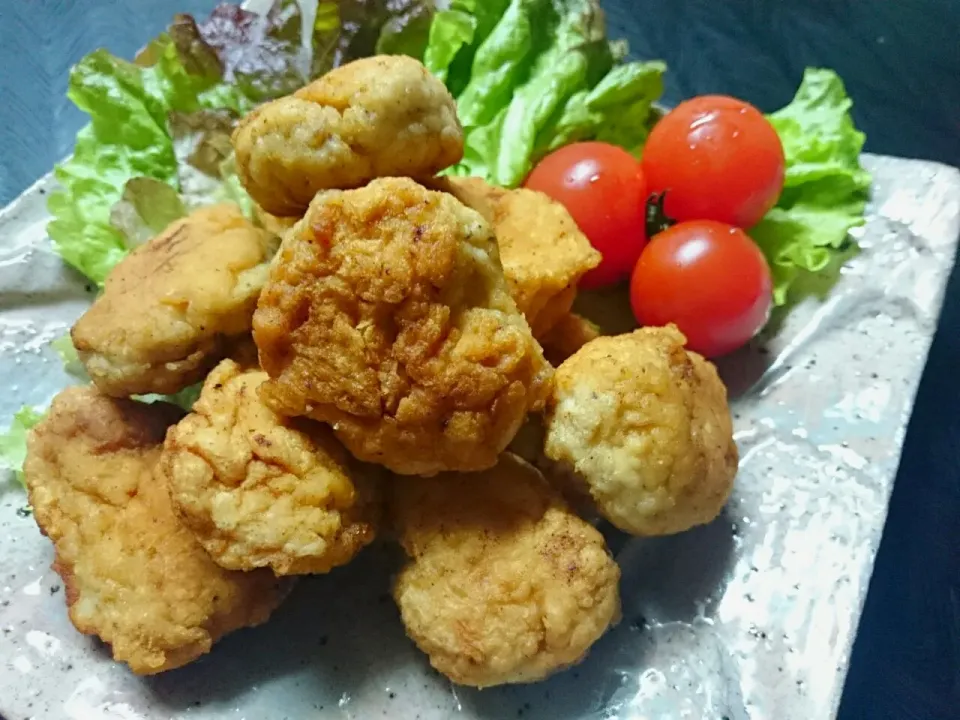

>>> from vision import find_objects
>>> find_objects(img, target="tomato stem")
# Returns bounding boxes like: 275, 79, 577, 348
646, 192, 676, 238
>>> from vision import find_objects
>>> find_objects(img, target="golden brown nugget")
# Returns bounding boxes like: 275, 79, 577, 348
253, 178, 552, 476
391, 454, 621, 688
544, 326, 739, 536
72, 204, 278, 397
233, 55, 463, 216
160, 360, 379, 575
23, 387, 289, 675
438, 177, 601, 338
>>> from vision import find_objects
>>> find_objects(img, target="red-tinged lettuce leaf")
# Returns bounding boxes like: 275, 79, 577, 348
169, 109, 253, 216
197, 0, 312, 102
334, 0, 439, 66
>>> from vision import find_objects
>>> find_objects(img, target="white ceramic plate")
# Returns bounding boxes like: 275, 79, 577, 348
1, 158, 959, 719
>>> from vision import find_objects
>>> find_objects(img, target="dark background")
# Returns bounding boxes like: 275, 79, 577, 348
1, 1, 957, 717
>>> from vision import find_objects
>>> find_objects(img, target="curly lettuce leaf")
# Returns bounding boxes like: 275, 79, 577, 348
432, 0, 513, 96
455, 0, 546, 130
429, 0, 666, 186
536, 59, 665, 157
423, 5, 478, 83
0, 407, 45, 487
487, 0, 608, 185
752, 69, 872, 305
47, 22, 250, 285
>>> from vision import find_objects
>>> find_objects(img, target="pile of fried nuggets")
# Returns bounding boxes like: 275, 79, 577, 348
23, 56, 738, 686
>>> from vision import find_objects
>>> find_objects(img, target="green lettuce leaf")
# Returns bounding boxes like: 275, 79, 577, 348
444, 0, 514, 97
109, 177, 187, 248
752, 69, 872, 305
428, 0, 666, 187
51, 335, 88, 380
0, 407, 45, 487
455, 0, 547, 130
486, 0, 607, 185
51, 334, 197, 411
536, 59, 665, 157
47, 24, 250, 285
423, 5, 478, 83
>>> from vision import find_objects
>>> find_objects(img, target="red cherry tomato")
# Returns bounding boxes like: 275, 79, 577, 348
642, 96, 786, 229
525, 142, 647, 288
630, 220, 773, 357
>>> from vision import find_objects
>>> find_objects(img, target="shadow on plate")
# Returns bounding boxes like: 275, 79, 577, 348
573, 282, 776, 400
713, 341, 776, 400
144, 543, 414, 713
141, 453, 736, 717
461, 511, 738, 720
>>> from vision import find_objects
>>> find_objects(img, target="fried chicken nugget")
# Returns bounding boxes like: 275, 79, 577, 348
254, 177, 553, 476
438, 177, 601, 338
159, 360, 379, 575
71, 204, 278, 398
233, 55, 463, 217
544, 326, 739, 536
23, 387, 289, 675
391, 454, 621, 688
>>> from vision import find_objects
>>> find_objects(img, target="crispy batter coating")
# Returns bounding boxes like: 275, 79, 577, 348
23, 387, 288, 675
544, 326, 738, 536
71, 204, 278, 398
233, 55, 463, 216
539, 312, 602, 367
391, 454, 621, 688
438, 177, 601, 338
159, 360, 379, 575
253, 178, 552, 476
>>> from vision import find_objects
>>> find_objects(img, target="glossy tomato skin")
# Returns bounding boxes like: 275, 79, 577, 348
525, 142, 647, 288
630, 220, 773, 357
642, 96, 786, 229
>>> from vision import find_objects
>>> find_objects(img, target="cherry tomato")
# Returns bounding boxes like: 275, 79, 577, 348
630, 220, 773, 357
642, 96, 786, 229
525, 142, 647, 288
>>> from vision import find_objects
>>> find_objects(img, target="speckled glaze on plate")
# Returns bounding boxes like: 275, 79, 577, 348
1, 157, 958, 720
